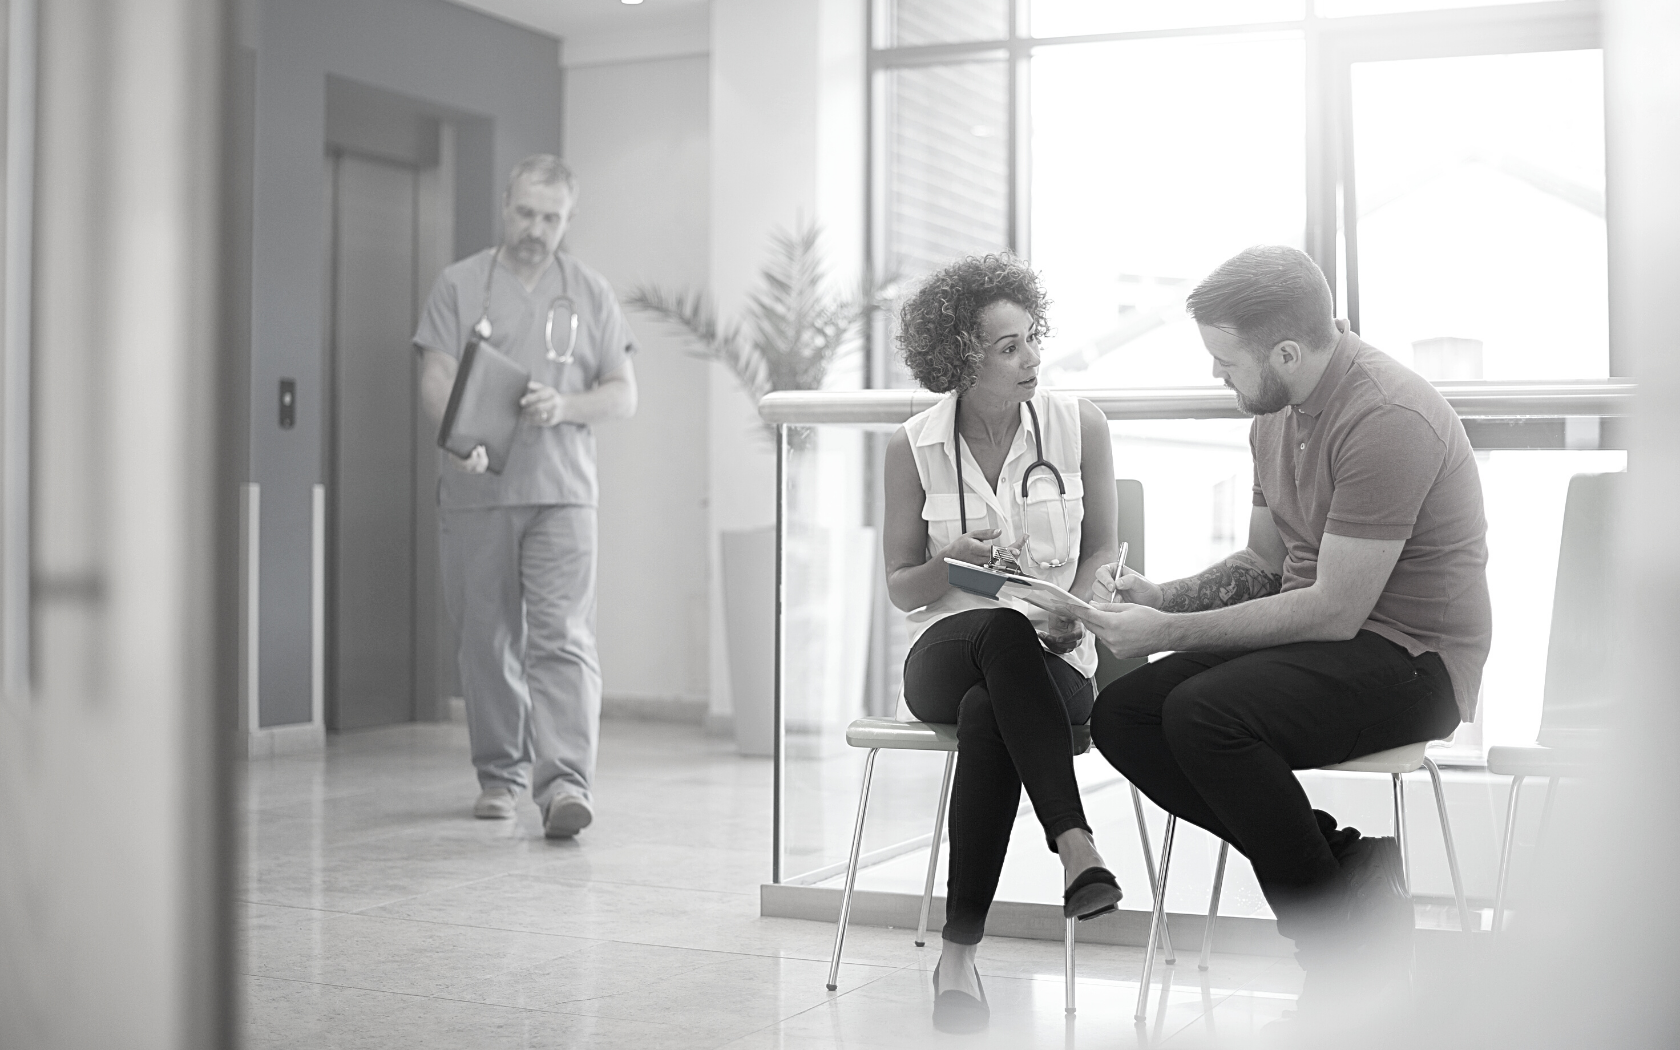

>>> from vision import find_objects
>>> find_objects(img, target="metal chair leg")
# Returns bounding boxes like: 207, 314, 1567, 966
1130, 783, 1175, 962
827, 748, 879, 991
1135, 814, 1177, 1023
1493, 774, 1525, 934
1424, 757, 1472, 933
1065, 917, 1077, 1015
916, 752, 956, 947
1537, 776, 1559, 847
1199, 839, 1229, 971
1391, 773, 1411, 894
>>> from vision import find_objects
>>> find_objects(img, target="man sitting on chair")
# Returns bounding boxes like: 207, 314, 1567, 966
1072, 246, 1490, 1017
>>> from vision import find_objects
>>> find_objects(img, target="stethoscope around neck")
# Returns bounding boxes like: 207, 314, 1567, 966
473, 244, 579, 364
953, 397, 1072, 569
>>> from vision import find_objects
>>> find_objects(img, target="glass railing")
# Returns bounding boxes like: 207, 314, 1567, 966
756, 380, 1632, 926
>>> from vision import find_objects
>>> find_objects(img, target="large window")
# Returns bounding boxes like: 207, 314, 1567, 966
1349, 49, 1607, 379
870, 0, 1608, 386
1031, 33, 1306, 387
867, 0, 1611, 757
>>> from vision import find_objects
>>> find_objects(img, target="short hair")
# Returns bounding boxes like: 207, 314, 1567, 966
505, 154, 578, 201
1185, 245, 1337, 355
897, 253, 1050, 394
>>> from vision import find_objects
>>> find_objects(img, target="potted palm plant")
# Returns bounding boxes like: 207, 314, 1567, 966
627, 222, 890, 443
628, 223, 893, 755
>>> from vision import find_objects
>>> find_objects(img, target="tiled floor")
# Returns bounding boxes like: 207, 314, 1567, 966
242, 719, 1307, 1048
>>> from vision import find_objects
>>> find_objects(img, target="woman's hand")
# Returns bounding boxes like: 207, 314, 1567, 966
1038, 615, 1084, 654
943, 527, 1012, 567
1094, 562, 1163, 609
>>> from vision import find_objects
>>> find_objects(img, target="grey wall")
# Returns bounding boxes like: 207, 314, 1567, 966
249, 0, 562, 726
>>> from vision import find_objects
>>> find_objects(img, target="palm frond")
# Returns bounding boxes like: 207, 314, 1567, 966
745, 223, 832, 393
627, 222, 903, 447
625, 284, 770, 402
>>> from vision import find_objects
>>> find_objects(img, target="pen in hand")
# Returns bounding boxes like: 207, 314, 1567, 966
1107, 542, 1129, 604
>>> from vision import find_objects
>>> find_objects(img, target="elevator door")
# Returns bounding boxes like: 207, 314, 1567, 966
327, 152, 420, 729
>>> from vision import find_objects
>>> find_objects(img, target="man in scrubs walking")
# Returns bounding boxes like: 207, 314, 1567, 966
412, 154, 638, 838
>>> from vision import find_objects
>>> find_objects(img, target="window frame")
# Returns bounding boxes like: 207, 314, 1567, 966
865, 0, 1607, 382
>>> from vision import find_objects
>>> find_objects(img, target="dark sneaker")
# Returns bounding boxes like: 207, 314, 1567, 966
1277, 956, 1411, 1045
1340, 835, 1414, 964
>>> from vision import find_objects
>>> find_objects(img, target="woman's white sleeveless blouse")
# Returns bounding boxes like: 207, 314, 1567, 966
903, 390, 1098, 679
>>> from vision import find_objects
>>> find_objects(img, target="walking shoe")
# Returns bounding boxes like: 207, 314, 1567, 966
473, 787, 519, 820
543, 791, 594, 839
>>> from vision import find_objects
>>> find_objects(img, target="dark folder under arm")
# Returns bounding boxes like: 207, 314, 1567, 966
437, 338, 531, 475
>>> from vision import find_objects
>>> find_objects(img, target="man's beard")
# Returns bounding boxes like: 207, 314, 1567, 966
511, 235, 550, 262
1231, 363, 1292, 416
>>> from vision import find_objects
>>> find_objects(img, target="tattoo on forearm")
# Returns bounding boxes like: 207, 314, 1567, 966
1158, 559, 1282, 613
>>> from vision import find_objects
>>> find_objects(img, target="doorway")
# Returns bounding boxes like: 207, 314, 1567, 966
323, 134, 454, 731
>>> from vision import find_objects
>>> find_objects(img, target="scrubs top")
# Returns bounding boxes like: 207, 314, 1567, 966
413, 247, 636, 509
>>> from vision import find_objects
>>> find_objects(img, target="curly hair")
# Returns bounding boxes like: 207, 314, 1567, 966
896, 253, 1050, 394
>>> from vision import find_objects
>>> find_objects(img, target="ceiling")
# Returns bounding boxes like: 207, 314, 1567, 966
445, 0, 708, 42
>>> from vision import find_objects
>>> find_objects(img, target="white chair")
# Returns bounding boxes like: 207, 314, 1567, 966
825, 715, 1175, 1015
1133, 740, 1471, 1023
1487, 471, 1620, 933
1487, 745, 1591, 932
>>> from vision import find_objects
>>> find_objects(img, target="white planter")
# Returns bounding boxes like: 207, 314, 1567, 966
721, 526, 777, 757
720, 523, 877, 757
782, 524, 876, 757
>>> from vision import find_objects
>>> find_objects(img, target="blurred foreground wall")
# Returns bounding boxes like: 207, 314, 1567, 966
0, 0, 234, 1047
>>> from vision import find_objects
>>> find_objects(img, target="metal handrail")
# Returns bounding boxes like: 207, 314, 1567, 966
759, 379, 1636, 425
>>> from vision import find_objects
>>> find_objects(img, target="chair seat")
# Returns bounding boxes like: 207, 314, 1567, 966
845, 717, 1092, 756
1486, 744, 1593, 778
1320, 740, 1428, 774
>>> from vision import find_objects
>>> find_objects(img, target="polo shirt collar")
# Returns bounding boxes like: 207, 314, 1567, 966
1294, 320, 1357, 419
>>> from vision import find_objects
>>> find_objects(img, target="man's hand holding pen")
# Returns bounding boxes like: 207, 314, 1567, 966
1076, 544, 1170, 659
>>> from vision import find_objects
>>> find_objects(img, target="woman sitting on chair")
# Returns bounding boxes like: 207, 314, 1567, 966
883, 253, 1122, 1033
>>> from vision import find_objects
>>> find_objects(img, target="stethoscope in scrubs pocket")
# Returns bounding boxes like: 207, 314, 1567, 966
953, 398, 1075, 569
473, 245, 580, 364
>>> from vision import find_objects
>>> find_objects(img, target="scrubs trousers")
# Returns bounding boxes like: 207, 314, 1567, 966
440, 504, 601, 808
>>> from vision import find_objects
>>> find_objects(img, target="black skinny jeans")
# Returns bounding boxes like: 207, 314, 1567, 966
1090, 630, 1459, 948
903, 608, 1095, 946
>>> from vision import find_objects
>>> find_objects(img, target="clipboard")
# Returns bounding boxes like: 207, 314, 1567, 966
945, 558, 1092, 617
438, 337, 531, 475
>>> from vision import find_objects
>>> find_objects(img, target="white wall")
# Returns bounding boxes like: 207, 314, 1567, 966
562, 0, 867, 727
706, 0, 867, 723
563, 54, 713, 712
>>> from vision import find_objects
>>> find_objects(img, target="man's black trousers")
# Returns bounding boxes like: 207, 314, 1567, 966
1090, 630, 1460, 945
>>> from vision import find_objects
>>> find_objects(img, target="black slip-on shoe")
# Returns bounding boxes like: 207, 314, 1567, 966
932, 957, 989, 1034
1063, 865, 1123, 920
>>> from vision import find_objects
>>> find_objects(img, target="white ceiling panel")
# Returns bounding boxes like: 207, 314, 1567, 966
445, 0, 708, 45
